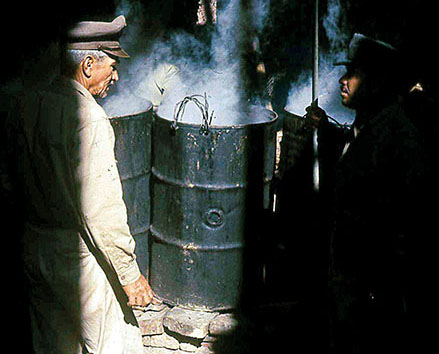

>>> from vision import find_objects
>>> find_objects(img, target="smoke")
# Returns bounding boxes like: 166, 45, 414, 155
157, 0, 244, 125
323, 0, 349, 57
251, 0, 270, 35
103, 0, 271, 126
102, 30, 214, 117
285, 0, 354, 125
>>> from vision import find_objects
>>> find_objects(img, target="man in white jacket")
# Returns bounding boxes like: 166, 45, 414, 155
8, 16, 154, 353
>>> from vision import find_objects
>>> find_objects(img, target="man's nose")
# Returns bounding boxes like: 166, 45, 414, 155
113, 70, 119, 82
339, 73, 348, 85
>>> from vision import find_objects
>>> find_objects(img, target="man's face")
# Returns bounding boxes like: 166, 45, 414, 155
339, 66, 365, 108
88, 56, 119, 98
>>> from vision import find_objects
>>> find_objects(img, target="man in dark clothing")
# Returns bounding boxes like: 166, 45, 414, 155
306, 34, 423, 353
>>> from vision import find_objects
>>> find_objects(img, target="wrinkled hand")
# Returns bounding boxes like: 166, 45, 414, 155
122, 274, 155, 307
305, 105, 328, 129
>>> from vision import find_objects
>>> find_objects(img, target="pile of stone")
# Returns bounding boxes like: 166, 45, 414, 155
134, 303, 239, 354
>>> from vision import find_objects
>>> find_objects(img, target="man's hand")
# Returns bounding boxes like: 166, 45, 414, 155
304, 104, 328, 129
122, 274, 155, 307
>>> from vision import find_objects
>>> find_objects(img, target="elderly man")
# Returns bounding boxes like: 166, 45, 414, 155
7, 16, 153, 353
306, 34, 423, 353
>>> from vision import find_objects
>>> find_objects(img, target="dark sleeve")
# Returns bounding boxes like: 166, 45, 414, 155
318, 119, 348, 162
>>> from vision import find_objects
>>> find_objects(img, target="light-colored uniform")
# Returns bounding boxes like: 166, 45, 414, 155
10, 77, 144, 353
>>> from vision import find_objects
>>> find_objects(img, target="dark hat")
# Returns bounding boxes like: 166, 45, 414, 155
334, 33, 398, 72
66, 15, 130, 58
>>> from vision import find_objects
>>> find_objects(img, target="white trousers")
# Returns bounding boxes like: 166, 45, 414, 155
23, 225, 144, 354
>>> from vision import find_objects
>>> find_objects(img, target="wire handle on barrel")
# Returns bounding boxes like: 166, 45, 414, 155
172, 93, 215, 135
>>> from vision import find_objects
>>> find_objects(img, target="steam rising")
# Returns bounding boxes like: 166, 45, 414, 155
285, 0, 354, 125
104, 0, 354, 125
103, 0, 270, 126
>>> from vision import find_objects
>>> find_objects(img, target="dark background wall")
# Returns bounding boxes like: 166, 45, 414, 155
1, 1, 436, 87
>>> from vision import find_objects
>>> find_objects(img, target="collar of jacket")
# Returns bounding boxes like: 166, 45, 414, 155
353, 98, 401, 131
70, 79, 97, 103
53, 76, 98, 104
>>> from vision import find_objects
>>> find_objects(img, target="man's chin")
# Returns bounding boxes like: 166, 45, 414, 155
97, 91, 109, 99
341, 96, 354, 109
99, 85, 113, 99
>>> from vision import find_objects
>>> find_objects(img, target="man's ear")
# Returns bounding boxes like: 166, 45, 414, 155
81, 56, 94, 78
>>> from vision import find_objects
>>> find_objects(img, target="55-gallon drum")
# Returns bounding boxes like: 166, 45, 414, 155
110, 105, 152, 276
149, 108, 277, 310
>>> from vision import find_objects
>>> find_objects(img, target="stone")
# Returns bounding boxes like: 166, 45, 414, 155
138, 307, 169, 335
208, 313, 238, 336
179, 341, 198, 352
135, 302, 169, 313
202, 335, 217, 343
200, 341, 214, 351
143, 347, 179, 354
142, 336, 152, 346
163, 307, 218, 339
173, 333, 202, 352
194, 346, 214, 354
150, 332, 180, 350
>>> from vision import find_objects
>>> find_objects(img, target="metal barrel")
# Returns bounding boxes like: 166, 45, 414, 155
149, 109, 278, 311
110, 105, 153, 276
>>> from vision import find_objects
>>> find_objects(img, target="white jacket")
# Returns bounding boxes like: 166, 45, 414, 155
10, 77, 140, 287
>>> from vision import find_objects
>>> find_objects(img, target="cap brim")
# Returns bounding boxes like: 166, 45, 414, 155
67, 41, 131, 59
101, 47, 130, 59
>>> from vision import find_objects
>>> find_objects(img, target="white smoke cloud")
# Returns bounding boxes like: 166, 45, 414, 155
285, 0, 354, 125
103, 0, 271, 126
